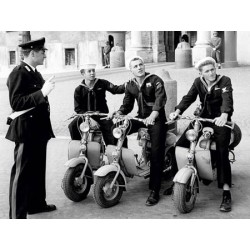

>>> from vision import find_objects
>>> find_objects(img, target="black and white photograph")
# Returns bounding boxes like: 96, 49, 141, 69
0, 0, 249, 249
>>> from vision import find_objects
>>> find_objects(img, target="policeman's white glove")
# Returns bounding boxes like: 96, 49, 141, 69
213, 48, 216, 51
41, 75, 55, 97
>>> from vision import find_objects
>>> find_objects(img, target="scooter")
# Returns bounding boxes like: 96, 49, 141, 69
171, 114, 242, 213
93, 114, 177, 208
62, 111, 108, 202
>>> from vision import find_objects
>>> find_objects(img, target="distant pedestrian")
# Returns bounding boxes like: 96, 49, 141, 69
177, 34, 191, 49
103, 41, 111, 68
6, 37, 56, 219
210, 31, 222, 69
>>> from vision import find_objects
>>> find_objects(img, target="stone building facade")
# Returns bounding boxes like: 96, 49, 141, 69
0, 31, 249, 74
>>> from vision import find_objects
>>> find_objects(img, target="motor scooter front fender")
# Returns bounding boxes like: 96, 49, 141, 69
64, 157, 90, 171
94, 164, 127, 190
173, 167, 195, 184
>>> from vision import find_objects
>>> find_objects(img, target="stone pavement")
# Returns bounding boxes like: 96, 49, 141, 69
0, 63, 250, 219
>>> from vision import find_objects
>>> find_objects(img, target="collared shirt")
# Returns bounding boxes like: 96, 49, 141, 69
22, 60, 36, 72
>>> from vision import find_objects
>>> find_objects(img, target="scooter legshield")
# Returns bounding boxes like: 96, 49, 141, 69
68, 140, 81, 160
87, 141, 101, 169
175, 146, 189, 170
195, 149, 214, 181
106, 145, 137, 176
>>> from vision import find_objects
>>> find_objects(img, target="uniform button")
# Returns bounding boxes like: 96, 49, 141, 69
34, 85, 36, 87
30, 115, 33, 118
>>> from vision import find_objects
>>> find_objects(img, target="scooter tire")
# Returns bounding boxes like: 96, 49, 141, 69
93, 172, 124, 208
62, 164, 92, 202
173, 178, 198, 213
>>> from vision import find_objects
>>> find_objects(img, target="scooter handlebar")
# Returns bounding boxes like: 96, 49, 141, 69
171, 115, 234, 130
66, 112, 108, 121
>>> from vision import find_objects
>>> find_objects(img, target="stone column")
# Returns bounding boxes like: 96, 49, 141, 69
125, 31, 153, 68
192, 31, 212, 65
223, 31, 238, 68
152, 31, 166, 62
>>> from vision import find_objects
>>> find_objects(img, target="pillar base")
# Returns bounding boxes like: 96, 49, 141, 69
222, 61, 238, 68
175, 49, 192, 68
125, 49, 153, 68
152, 44, 166, 62
192, 45, 213, 66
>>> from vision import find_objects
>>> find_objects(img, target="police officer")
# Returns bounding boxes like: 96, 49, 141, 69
112, 56, 167, 206
68, 63, 125, 145
6, 37, 56, 218
170, 57, 234, 212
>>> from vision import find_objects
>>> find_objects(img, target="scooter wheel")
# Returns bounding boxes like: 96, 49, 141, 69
173, 177, 198, 213
62, 164, 92, 202
93, 172, 124, 208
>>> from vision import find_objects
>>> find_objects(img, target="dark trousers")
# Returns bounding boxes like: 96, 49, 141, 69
115, 119, 166, 193
176, 122, 232, 188
9, 140, 48, 219
68, 116, 116, 145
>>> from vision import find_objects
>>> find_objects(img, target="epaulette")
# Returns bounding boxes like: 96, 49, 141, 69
25, 65, 31, 72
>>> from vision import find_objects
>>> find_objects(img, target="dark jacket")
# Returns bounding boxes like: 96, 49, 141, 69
74, 78, 125, 114
176, 75, 234, 119
119, 73, 167, 120
5, 62, 54, 142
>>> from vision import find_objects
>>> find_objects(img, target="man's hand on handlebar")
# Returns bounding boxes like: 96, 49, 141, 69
107, 110, 122, 120
169, 109, 181, 120
213, 113, 228, 127
145, 111, 159, 126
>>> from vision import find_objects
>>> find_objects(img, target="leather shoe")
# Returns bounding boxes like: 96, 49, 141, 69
220, 196, 231, 212
145, 191, 159, 206
28, 204, 57, 215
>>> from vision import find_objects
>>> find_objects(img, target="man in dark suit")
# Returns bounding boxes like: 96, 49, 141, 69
6, 37, 56, 219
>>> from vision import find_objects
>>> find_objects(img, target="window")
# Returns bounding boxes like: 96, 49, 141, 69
65, 48, 75, 65
9, 51, 16, 65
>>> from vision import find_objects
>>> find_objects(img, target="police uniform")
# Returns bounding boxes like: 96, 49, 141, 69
6, 38, 55, 218
68, 77, 125, 144
118, 72, 167, 193
175, 74, 234, 188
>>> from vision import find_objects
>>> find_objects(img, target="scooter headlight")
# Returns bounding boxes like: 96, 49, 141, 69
113, 127, 122, 138
185, 129, 198, 142
80, 122, 90, 132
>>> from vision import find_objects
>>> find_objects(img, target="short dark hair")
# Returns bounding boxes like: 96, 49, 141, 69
21, 49, 32, 57
181, 34, 189, 43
